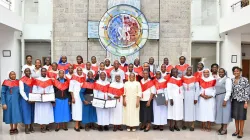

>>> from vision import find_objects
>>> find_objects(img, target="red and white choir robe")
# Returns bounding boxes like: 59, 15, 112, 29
119, 63, 128, 73
69, 75, 85, 121
58, 63, 71, 72
175, 63, 190, 78
125, 71, 138, 81
194, 70, 202, 81
47, 70, 58, 79
32, 77, 54, 124
65, 73, 73, 81
133, 65, 143, 74
73, 63, 85, 74
91, 63, 99, 73
182, 76, 199, 122
43, 65, 52, 71
166, 64, 174, 74
108, 82, 124, 125
140, 79, 156, 102
105, 66, 114, 80
167, 77, 184, 121
93, 80, 110, 125
197, 78, 216, 122
153, 78, 168, 125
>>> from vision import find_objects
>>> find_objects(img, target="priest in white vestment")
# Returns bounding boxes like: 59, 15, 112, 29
32, 68, 54, 133
93, 72, 110, 131
108, 75, 124, 131
69, 67, 85, 132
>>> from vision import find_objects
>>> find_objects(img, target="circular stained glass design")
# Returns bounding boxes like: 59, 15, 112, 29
99, 4, 149, 56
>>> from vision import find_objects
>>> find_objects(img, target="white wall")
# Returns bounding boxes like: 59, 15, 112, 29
0, 30, 21, 83
191, 43, 216, 68
25, 42, 51, 65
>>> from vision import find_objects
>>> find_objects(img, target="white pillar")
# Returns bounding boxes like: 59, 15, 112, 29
221, 32, 241, 78
21, 39, 25, 66
216, 41, 220, 65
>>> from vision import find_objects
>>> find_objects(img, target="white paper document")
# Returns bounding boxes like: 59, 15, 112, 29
42, 93, 55, 102
105, 99, 117, 108
92, 98, 106, 108
29, 93, 42, 102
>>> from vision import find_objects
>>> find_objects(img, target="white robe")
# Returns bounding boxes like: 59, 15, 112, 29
32, 77, 54, 124
197, 86, 216, 122
153, 79, 168, 125
167, 77, 184, 120
69, 76, 83, 121
109, 82, 124, 125
94, 80, 110, 125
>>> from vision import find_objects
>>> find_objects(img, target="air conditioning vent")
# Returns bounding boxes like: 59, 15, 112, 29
33, 0, 39, 3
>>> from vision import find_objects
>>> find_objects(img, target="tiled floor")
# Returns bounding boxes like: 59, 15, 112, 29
0, 107, 249, 140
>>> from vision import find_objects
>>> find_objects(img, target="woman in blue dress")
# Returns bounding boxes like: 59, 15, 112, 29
1, 71, 22, 135
58, 55, 71, 74
20, 68, 35, 134
53, 70, 71, 131
80, 71, 97, 131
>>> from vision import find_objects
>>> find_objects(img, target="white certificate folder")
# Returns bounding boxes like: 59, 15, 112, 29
92, 98, 117, 109
29, 93, 55, 102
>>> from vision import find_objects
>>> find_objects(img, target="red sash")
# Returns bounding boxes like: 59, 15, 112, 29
166, 65, 174, 73
140, 80, 154, 92
81, 82, 94, 89
134, 66, 143, 74
138, 71, 155, 78
47, 66, 52, 71
47, 71, 58, 79
66, 75, 72, 81
168, 77, 183, 94
119, 65, 127, 73
53, 80, 69, 97
194, 71, 202, 81
34, 79, 53, 88
175, 64, 189, 72
182, 76, 196, 91
91, 65, 99, 72
71, 75, 85, 83
2, 80, 19, 94
199, 79, 216, 89
73, 63, 85, 69
58, 63, 71, 71
105, 67, 114, 78
164, 74, 171, 82
94, 83, 109, 93
108, 87, 124, 96
20, 76, 34, 87
154, 80, 167, 90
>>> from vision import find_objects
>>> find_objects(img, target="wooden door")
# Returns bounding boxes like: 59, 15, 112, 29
242, 60, 250, 80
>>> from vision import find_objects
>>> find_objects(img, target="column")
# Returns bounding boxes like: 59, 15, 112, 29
216, 41, 220, 65
220, 32, 241, 78
21, 39, 25, 66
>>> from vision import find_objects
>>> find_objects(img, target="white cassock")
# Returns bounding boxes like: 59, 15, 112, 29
108, 82, 124, 125
69, 75, 84, 121
197, 79, 216, 122
167, 77, 184, 121
94, 80, 110, 125
153, 78, 168, 125
32, 77, 54, 124
182, 76, 200, 122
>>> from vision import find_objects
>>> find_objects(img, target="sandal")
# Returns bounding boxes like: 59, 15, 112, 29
29, 126, 35, 133
41, 127, 46, 133
9, 129, 14, 135
25, 128, 30, 134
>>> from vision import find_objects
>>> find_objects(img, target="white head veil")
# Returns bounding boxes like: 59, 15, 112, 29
201, 68, 214, 82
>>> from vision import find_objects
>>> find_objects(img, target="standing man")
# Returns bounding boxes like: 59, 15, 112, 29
175, 56, 189, 78
163, 57, 173, 74
211, 63, 219, 79
110, 60, 125, 83
119, 56, 128, 72
149, 57, 158, 75
32, 68, 54, 133
22, 55, 35, 76
91, 56, 99, 73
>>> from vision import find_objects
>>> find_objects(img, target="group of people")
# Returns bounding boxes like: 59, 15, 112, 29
1, 55, 249, 139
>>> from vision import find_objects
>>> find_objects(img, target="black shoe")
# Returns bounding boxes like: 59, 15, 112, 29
182, 126, 187, 130
29, 127, 35, 133
153, 126, 159, 130
13, 129, 19, 134
174, 126, 180, 131
98, 126, 103, 132
113, 127, 117, 132
41, 128, 46, 133
46, 126, 51, 132
237, 136, 243, 139
74, 127, 80, 132
118, 127, 123, 131
140, 126, 145, 131
63, 128, 68, 131
25, 128, 30, 134
160, 128, 163, 131
144, 128, 150, 132
190, 127, 194, 131
55, 128, 60, 132
104, 125, 109, 131
232, 132, 239, 136
79, 126, 84, 129
169, 127, 174, 132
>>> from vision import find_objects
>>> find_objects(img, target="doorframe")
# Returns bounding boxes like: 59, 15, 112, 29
242, 59, 250, 80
